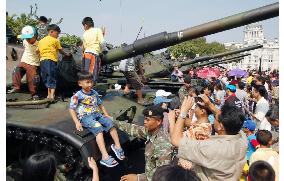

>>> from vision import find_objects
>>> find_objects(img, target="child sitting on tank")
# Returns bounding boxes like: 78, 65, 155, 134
69, 71, 125, 167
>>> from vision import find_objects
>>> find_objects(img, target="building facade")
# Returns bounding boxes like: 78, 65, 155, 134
224, 23, 279, 71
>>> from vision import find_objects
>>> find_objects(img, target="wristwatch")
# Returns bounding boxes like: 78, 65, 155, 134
179, 112, 187, 119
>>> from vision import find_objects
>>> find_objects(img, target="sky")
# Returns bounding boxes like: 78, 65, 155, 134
6, 0, 279, 46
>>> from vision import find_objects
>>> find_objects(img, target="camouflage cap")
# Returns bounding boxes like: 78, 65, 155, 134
143, 105, 164, 119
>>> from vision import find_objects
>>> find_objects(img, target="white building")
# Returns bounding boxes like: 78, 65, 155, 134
224, 23, 279, 71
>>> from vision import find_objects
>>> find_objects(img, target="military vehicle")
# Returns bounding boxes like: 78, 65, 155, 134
6, 2, 279, 181
102, 44, 262, 77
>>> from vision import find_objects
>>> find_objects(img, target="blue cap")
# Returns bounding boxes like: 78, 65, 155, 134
242, 119, 256, 131
226, 84, 236, 92
153, 96, 172, 105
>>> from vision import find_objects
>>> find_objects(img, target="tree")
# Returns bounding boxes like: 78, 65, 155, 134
6, 13, 38, 36
6, 4, 81, 46
167, 37, 226, 59
6, 4, 63, 36
59, 34, 82, 46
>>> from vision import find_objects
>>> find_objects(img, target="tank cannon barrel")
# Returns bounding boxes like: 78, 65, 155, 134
179, 44, 262, 67
207, 57, 244, 67
102, 3, 278, 65
197, 53, 251, 67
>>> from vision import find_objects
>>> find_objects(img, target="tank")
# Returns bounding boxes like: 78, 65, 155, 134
102, 45, 262, 79
6, 2, 279, 181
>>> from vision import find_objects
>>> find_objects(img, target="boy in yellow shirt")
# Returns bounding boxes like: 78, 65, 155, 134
81, 17, 105, 83
38, 24, 71, 100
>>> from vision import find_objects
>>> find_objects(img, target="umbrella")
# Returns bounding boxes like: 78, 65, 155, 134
228, 68, 248, 78
196, 67, 221, 79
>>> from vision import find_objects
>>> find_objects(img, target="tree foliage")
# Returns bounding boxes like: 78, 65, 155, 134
6, 4, 80, 47
6, 13, 38, 36
59, 34, 82, 46
167, 37, 226, 59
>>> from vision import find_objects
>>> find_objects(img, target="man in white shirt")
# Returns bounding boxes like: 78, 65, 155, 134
245, 85, 271, 131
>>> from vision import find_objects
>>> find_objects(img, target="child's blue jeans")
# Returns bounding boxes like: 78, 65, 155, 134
81, 113, 114, 136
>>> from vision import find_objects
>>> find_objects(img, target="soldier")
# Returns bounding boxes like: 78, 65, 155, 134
178, 75, 192, 103
115, 105, 172, 181
119, 54, 147, 105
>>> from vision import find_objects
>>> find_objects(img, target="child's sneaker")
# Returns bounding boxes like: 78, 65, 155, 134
32, 95, 39, 101
7, 88, 20, 94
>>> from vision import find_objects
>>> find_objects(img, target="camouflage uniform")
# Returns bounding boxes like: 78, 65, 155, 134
115, 121, 172, 181
178, 85, 189, 103
37, 23, 48, 40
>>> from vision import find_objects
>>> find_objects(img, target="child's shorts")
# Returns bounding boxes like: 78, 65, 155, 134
40, 59, 57, 89
82, 52, 101, 83
81, 113, 114, 136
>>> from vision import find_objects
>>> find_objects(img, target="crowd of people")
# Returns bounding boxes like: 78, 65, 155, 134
67, 63, 279, 181
7, 14, 280, 181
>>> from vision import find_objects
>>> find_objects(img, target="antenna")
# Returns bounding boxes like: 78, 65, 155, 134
135, 18, 144, 41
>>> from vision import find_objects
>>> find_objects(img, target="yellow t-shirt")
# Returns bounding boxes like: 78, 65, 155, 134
246, 76, 253, 85
21, 40, 40, 66
82, 27, 105, 55
38, 35, 62, 62
239, 162, 249, 181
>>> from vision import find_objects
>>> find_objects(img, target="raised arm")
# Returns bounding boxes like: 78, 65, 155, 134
171, 96, 194, 147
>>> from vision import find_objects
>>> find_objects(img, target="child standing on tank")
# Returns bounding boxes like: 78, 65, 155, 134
36, 16, 49, 40
69, 71, 125, 167
38, 24, 71, 100
81, 17, 105, 83
8, 26, 40, 100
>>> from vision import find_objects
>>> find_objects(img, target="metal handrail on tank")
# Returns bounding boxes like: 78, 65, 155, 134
197, 53, 251, 67
102, 3, 278, 64
207, 57, 244, 67
179, 44, 263, 66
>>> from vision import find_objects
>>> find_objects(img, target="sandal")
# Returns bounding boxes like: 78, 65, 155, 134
99, 156, 118, 167
111, 144, 125, 160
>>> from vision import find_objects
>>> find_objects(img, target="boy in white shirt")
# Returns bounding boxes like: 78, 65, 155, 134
8, 26, 40, 100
